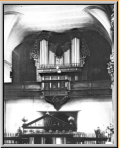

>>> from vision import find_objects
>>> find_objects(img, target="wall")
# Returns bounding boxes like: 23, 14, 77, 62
12, 42, 36, 82
4, 63, 12, 83
5, 97, 112, 134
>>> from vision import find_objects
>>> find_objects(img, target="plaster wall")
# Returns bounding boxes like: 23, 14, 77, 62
5, 97, 112, 134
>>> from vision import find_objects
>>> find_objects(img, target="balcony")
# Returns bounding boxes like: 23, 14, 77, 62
4, 80, 111, 98
42, 80, 69, 96
37, 63, 82, 74
4, 82, 42, 98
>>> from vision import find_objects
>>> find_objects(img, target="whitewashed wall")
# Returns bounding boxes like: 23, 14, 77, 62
5, 97, 112, 134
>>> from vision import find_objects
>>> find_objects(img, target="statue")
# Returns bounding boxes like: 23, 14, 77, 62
94, 127, 101, 144
16, 127, 22, 137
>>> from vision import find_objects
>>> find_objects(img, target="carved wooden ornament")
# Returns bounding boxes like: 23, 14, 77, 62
45, 96, 69, 111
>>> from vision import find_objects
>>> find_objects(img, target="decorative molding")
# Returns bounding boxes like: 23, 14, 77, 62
81, 38, 90, 58
110, 5, 114, 31
49, 42, 71, 59
45, 96, 69, 111
80, 38, 90, 66
30, 31, 50, 60
111, 13, 114, 31
22, 114, 75, 133
107, 52, 114, 83
110, 5, 114, 13
29, 40, 38, 60
48, 43, 58, 54
69, 29, 90, 64
38, 31, 50, 41
61, 42, 71, 52
69, 29, 82, 39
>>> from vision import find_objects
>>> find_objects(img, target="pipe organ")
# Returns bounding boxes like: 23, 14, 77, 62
30, 30, 90, 83
38, 38, 81, 68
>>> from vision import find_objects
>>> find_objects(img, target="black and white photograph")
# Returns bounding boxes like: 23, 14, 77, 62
3, 2, 117, 146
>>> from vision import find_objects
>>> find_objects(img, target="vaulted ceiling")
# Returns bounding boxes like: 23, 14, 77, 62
4, 5, 113, 64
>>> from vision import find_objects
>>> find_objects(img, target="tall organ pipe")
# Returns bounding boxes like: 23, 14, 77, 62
40, 41, 42, 66
40, 40, 48, 67
49, 50, 55, 66
64, 49, 70, 66
71, 38, 80, 67
76, 38, 80, 66
71, 39, 75, 66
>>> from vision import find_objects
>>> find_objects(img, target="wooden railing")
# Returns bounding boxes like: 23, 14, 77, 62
4, 133, 28, 144
38, 63, 84, 69
70, 132, 109, 144
66, 137, 108, 144
4, 132, 109, 144
4, 80, 111, 91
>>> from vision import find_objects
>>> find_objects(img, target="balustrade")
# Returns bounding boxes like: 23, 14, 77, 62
4, 132, 109, 144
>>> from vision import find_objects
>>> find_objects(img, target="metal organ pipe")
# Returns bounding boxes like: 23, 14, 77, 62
39, 38, 80, 67
74, 38, 77, 66
39, 40, 48, 67
64, 49, 70, 66
43, 40, 46, 65
46, 41, 48, 65
60, 56, 63, 66
78, 38, 80, 64
41, 40, 44, 65
76, 38, 80, 66
71, 39, 75, 65
40, 41, 42, 66
49, 50, 55, 65
71, 38, 80, 67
